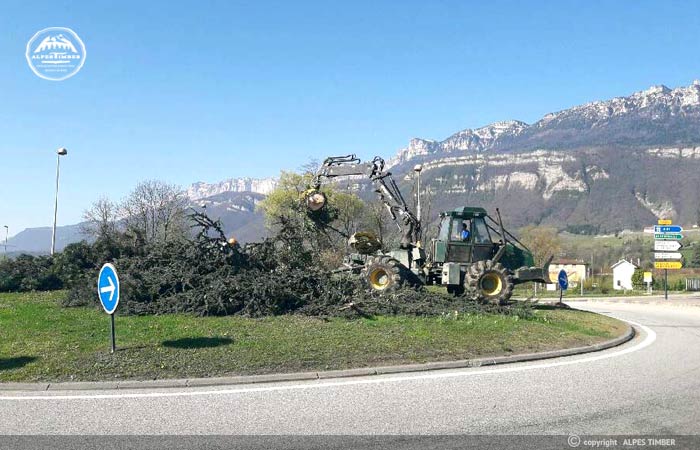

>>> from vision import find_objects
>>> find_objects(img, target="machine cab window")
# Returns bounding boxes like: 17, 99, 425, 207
471, 217, 492, 244
450, 219, 471, 242
437, 216, 451, 241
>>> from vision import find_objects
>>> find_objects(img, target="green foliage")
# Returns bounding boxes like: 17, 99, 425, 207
256, 171, 341, 257
51, 242, 96, 288
0, 254, 62, 292
631, 268, 644, 289
256, 170, 381, 269
692, 244, 700, 268
0, 231, 146, 297
565, 224, 600, 235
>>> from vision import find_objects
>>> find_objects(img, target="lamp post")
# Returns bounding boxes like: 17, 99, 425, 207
413, 164, 423, 243
413, 164, 423, 221
51, 148, 68, 256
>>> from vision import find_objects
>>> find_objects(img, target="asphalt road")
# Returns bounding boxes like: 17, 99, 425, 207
1, 300, 699, 448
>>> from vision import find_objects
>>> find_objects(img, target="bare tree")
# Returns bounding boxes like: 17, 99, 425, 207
299, 158, 322, 175
520, 226, 562, 266
81, 196, 118, 239
120, 180, 188, 244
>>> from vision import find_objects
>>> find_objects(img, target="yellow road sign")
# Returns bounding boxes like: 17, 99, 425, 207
643, 271, 652, 283
658, 219, 672, 225
654, 261, 682, 269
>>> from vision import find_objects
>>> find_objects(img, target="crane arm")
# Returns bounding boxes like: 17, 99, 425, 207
309, 154, 421, 249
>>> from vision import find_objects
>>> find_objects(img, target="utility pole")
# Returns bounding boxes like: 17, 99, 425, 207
51, 148, 68, 256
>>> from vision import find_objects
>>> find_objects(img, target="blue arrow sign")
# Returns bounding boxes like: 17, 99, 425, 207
655, 225, 683, 233
558, 269, 568, 291
97, 263, 120, 314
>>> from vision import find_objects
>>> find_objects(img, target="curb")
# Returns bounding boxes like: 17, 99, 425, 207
0, 324, 635, 392
563, 298, 700, 308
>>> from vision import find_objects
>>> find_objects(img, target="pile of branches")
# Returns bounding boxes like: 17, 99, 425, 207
64, 210, 533, 319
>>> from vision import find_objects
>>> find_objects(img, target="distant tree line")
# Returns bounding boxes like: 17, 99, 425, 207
0, 180, 188, 293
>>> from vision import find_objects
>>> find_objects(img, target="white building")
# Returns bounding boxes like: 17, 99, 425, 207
548, 259, 588, 288
611, 259, 638, 291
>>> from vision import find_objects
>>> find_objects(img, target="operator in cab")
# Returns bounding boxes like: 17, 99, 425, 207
461, 222, 470, 241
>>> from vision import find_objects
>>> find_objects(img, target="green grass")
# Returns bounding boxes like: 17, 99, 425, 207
0, 291, 627, 382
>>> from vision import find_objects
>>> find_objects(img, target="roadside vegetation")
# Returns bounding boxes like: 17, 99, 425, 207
0, 291, 627, 382
0, 174, 636, 383
2, 175, 699, 310
0, 176, 417, 317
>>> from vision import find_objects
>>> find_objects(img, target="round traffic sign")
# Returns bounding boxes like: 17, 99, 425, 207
97, 263, 120, 314
558, 269, 568, 290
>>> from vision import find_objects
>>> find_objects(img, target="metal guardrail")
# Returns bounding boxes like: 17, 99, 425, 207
686, 278, 700, 291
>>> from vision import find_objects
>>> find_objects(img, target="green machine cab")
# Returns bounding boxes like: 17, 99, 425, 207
424, 207, 551, 303
306, 154, 552, 305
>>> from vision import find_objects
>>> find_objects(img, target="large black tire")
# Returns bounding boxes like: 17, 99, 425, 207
361, 256, 421, 293
464, 260, 514, 305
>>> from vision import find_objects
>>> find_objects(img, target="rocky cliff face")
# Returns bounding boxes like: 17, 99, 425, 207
384, 81, 700, 232
395, 145, 700, 233
391, 81, 700, 167
186, 177, 277, 201
389, 120, 528, 166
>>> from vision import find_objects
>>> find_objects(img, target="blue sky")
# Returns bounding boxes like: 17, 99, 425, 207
2, 0, 700, 235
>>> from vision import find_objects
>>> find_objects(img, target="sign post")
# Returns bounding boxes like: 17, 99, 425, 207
653, 220, 683, 301
556, 269, 568, 306
97, 263, 120, 353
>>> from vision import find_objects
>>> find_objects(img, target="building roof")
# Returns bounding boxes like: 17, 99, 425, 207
441, 207, 488, 218
551, 258, 587, 265
610, 259, 638, 269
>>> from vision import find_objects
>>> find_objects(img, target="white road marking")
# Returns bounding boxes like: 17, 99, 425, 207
99, 276, 115, 301
0, 317, 656, 401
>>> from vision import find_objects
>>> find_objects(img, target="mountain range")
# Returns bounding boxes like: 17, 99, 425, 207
8, 80, 700, 254
386, 81, 700, 234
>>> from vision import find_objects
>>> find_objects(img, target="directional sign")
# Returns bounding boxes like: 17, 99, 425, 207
97, 263, 120, 314
654, 240, 682, 252
654, 252, 683, 260
654, 233, 683, 240
654, 261, 683, 270
655, 225, 683, 233
558, 269, 568, 290
658, 219, 673, 225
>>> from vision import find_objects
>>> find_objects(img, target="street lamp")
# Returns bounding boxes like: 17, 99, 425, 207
413, 164, 423, 221
51, 148, 68, 256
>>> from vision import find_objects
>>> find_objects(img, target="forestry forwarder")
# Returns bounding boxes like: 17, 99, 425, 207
304, 154, 552, 305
